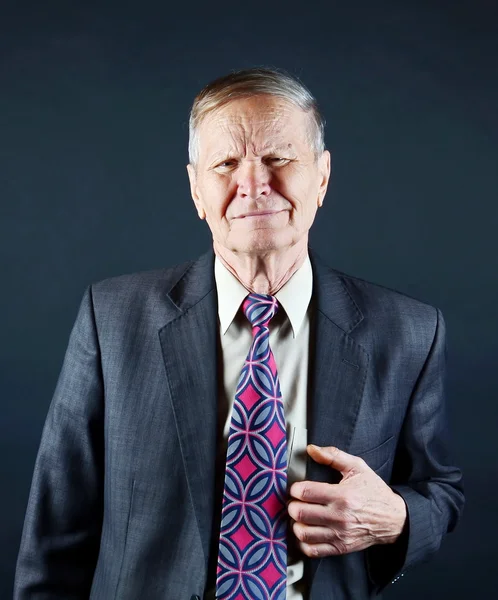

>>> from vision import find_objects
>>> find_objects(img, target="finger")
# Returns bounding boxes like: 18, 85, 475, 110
292, 522, 335, 545
287, 500, 333, 526
297, 541, 343, 558
307, 444, 363, 474
289, 480, 338, 504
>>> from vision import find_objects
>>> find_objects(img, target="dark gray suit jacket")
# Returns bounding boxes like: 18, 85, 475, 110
14, 249, 464, 599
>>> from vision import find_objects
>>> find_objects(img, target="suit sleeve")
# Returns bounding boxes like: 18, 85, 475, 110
365, 307, 465, 592
14, 286, 104, 599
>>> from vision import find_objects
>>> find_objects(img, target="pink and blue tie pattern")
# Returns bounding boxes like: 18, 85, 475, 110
216, 293, 288, 600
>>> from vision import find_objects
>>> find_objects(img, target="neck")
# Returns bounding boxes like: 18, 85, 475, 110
214, 239, 308, 295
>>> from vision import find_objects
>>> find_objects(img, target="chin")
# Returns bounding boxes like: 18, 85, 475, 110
230, 230, 294, 255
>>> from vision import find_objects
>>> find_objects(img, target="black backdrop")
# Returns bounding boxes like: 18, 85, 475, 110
2, 0, 497, 598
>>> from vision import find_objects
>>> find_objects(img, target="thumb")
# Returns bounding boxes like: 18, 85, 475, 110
307, 444, 360, 475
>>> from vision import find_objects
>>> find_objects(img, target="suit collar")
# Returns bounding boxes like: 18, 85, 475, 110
308, 247, 364, 334
166, 249, 216, 315
165, 246, 365, 334
214, 253, 313, 338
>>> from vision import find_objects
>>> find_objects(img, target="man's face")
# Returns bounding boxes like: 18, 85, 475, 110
187, 95, 330, 256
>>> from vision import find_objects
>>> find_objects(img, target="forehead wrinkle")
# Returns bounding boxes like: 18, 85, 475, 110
206, 123, 279, 160
202, 119, 243, 161
228, 115, 281, 146
225, 119, 290, 155
200, 99, 310, 161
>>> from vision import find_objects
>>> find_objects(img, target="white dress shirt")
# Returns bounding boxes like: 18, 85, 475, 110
208, 254, 313, 598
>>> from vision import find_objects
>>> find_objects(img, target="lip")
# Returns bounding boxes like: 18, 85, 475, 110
236, 210, 283, 218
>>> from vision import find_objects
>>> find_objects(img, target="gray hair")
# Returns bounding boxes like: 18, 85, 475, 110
188, 67, 325, 166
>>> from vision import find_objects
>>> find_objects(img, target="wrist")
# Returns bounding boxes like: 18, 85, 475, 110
384, 492, 408, 544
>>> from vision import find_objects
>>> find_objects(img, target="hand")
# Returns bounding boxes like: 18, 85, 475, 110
287, 444, 407, 558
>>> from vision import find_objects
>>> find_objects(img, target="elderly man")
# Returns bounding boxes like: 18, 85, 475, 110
15, 68, 464, 599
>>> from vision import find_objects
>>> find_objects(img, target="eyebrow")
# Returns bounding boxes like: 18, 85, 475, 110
258, 144, 295, 155
209, 145, 295, 162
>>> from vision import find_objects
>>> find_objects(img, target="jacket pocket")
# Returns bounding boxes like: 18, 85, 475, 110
356, 435, 396, 473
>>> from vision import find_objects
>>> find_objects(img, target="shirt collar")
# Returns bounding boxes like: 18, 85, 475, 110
214, 254, 313, 338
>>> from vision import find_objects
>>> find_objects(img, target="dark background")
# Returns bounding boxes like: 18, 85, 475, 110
1, 0, 497, 597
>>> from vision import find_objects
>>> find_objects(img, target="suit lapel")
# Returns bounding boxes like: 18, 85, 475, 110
158, 250, 218, 567
306, 250, 371, 586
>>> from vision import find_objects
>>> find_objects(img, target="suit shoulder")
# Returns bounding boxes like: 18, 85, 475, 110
330, 266, 439, 322
89, 258, 195, 304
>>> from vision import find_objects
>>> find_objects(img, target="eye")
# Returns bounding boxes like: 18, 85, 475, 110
266, 157, 291, 166
213, 159, 238, 172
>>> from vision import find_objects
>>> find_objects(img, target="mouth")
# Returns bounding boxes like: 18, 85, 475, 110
236, 210, 284, 218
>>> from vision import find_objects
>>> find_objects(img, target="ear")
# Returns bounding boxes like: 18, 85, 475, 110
317, 150, 331, 207
187, 164, 206, 220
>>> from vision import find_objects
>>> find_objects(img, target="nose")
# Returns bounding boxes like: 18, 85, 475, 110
237, 160, 271, 200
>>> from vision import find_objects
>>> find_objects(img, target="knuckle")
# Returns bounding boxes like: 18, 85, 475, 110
355, 456, 367, 469
303, 544, 321, 558
300, 485, 312, 500
340, 492, 360, 513
327, 447, 341, 463
337, 542, 348, 554
293, 523, 305, 542
321, 528, 334, 544
340, 519, 351, 533
336, 495, 350, 513
288, 501, 302, 521
331, 539, 347, 555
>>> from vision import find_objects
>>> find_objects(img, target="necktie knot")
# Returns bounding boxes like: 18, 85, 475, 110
242, 293, 279, 328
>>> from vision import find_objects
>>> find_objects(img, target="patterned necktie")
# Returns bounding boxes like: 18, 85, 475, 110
216, 293, 288, 600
